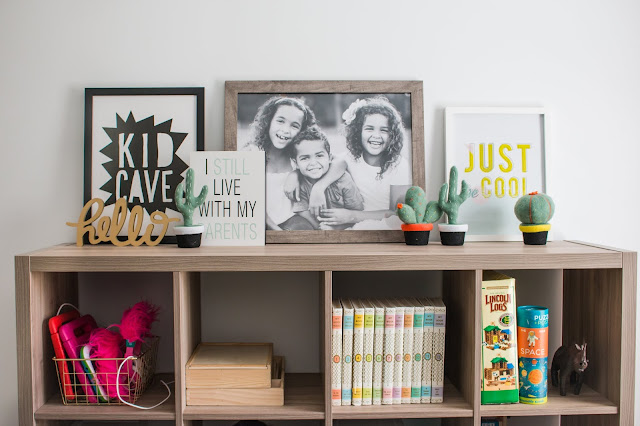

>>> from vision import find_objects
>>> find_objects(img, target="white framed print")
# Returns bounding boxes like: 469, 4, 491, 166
444, 107, 547, 241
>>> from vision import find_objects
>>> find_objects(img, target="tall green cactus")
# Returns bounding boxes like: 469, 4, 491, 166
438, 166, 469, 225
397, 186, 442, 224
175, 168, 208, 227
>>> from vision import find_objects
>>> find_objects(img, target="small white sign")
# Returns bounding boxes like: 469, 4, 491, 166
190, 151, 265, 246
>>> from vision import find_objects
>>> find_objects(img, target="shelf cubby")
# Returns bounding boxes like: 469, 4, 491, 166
16, 241, 635, 426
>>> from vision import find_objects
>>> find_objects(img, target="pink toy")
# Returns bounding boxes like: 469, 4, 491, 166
58, 315, 98, 402
88, 327, 126, 399
119, 301, 159, 383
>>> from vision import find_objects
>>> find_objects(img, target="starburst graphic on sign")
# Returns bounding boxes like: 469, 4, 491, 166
99, 112, 188, 215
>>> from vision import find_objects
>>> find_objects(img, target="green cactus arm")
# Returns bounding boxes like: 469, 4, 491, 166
194, 185, 208, 206
423, 201, 443, 224
397, 203, 417, 224
447, 166, 459, 203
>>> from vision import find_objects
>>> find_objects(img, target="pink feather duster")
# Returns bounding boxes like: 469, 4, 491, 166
119, 301, 160, 385
120, 301, 159, 346
88, 327, 126, 399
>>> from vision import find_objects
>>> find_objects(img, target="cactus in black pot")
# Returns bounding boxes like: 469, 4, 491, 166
514, 191, 555, 245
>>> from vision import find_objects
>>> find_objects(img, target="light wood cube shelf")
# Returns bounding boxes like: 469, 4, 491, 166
15, 241, 635, 425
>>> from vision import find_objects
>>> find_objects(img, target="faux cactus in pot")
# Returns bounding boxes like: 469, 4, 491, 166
396, 186, 442, 245
174, 168, 208, 248
514, 191, 555, 245
437, 166, 470, 246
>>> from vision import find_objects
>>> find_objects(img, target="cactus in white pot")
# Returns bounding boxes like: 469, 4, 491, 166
174, 168, 208, 248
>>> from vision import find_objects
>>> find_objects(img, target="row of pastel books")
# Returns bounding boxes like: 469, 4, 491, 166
332, 298, 446, 406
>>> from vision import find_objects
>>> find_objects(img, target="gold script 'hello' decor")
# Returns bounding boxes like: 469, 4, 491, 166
67, 197, 179, 246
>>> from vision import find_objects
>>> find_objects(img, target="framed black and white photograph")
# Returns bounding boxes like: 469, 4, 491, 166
225, 81, 425, 244
85, 87, 204, 243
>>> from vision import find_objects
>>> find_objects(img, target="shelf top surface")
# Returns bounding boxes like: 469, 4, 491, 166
19, 240, 627, 272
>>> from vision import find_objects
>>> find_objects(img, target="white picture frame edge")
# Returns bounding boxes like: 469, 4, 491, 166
444, 106, 550, 242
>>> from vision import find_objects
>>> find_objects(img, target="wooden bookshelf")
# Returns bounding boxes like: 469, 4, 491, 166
15, 241, 636, 426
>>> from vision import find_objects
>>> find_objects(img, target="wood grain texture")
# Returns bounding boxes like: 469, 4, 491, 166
333, 379, 472, 419
321, 271, 332, 426
15, 256, 33, 426
174, 271, 201, 426
16, 242, 635, 425
27, 241, 622, 272
563, 265, 632, 426
19, 270, 78, 426
480, 383, 617, 417
223, 80, 424, 244
620, 252, 636, 426
183, 373, 323, 420
35, 373, 175, 420
443, 270, 481, 426
186, 357, 284, 406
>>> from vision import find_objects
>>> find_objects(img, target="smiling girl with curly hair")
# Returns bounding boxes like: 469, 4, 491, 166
308, 97, 411, 227
241, 96, 317, 230
342, 96, 406, 179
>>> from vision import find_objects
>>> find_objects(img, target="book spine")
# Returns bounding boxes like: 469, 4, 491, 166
352, 305, 364, 406
411, 306, 424, 403
382, 306, 395, 405
372, 305, 385, 405
362, 305, 375, 405
421, 303, 434, 403
432, 300, 446, 403
402, 306, 414, 404
331, 305, 343, 406
342, 305, 354, 405
393, 305, 404, 404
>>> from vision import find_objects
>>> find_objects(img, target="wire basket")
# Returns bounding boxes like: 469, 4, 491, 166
53, 337, 159, 405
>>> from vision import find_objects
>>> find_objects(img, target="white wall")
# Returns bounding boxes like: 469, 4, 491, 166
2, 0, 640, 424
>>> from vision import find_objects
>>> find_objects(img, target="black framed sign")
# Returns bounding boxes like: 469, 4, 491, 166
84, 87, 204, 243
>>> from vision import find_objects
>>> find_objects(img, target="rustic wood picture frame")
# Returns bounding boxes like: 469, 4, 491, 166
224, 81, 425, 244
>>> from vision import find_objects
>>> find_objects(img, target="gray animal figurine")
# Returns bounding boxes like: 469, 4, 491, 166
551, 343, 589, 396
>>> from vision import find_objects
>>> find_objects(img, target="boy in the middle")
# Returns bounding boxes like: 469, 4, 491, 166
281, 126, 364, 230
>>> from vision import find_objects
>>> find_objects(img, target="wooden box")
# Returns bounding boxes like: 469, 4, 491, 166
186, 342, 273, 389
187, 356, 285, 406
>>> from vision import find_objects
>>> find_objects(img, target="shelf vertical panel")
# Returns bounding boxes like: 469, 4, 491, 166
173, 271, 201, 426
16, 262, 78, 425
16, 255, 78, 426
562, 256, 636, 426
15, 256, 32, 426
321, 271, 332, 426
442, 270, 481, 426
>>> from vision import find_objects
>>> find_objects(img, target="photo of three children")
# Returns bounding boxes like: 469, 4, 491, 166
237, 93, 414, 231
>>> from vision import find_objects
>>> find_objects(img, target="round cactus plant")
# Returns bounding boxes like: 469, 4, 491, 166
397, 186, 442, 225
514, 191, 555, 225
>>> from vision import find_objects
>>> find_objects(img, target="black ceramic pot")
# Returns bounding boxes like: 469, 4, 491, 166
438, 224, 468, 246
522, 231, 548, 245
404, 230, 430, 245
440, 232, 466, 246
401, 223, 433, 246
174, 225, 204, 248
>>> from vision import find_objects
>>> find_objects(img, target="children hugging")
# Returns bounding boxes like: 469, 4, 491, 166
241, 95, 411, 231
